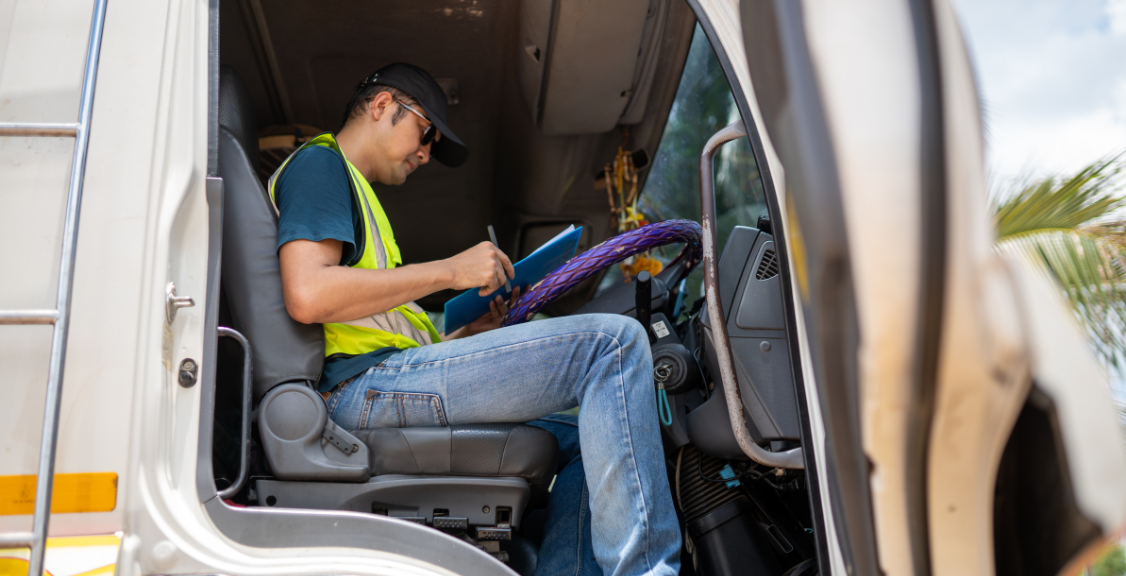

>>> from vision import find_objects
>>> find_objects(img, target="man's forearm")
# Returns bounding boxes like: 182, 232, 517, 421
280, 237, 513, 325
283, 260, 453, 324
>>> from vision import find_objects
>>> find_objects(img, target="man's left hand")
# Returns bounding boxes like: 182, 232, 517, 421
446, 285, 523, 340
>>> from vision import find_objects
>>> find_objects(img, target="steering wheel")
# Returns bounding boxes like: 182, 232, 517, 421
502, 219, 704, 327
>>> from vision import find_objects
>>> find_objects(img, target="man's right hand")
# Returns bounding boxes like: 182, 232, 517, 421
444, 241, 516, 296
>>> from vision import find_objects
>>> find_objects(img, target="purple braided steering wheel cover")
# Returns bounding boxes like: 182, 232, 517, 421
501, 219, 703, 327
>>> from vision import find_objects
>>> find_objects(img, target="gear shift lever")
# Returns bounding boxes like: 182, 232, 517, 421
635, 271, 653, 344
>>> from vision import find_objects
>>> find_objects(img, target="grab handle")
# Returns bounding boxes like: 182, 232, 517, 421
217, 326, 252, 499
699, 121, 803, 469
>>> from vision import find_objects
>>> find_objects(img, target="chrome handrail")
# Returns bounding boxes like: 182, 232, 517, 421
699, 120, 804, 470
216, 327, 253, 500
0, 123, 79, 137
0, 533, 34, 549
23, 1, 110, 575
0, 310, 59, 325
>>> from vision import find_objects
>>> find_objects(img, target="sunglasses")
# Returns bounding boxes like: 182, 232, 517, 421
365, 96, 439, 147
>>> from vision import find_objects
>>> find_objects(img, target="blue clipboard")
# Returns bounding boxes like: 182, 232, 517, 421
443, 226, 582, 334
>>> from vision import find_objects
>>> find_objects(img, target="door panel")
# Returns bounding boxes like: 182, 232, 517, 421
738, 1, 1126, 575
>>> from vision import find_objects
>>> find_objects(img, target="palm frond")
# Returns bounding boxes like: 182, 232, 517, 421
999, 229, 1126, 368
994, 156, 1126, 240
993, 157, 1126, 370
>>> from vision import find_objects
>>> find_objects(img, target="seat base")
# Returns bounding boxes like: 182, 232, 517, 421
257, 384, 560, 486
351, 423, 559, 487
255, 475, 531, 528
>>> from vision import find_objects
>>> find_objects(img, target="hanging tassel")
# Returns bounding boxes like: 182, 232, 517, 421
658, 388, 673, 427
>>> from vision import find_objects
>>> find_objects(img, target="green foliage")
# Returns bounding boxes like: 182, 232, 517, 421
1092, 544, 1126, 576
993, 157, 1126, 370
995, 159, 1126, 239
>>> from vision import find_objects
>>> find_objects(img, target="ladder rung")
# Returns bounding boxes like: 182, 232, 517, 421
0, 310, 59, 325
0, 123, 79, 137
0, 532, 34, 548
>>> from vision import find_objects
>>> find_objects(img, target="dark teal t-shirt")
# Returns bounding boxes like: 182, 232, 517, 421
274, 145, 362, 264
273, 144, 401, 391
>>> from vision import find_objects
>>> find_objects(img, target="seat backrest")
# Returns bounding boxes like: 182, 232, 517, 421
217, 65, 323, 401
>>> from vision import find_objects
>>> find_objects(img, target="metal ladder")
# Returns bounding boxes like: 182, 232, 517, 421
0, 1, 109, 575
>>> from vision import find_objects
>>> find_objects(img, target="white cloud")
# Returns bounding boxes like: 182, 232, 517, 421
1108, 0, 1126, 35
987, 100, 1126, 186
952, 0, 1126, 184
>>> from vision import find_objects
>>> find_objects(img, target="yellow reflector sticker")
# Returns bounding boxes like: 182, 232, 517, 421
0, 534, 120, 576
0, 473, 117, 515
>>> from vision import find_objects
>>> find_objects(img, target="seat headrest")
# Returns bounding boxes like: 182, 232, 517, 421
218, 66, 260, 175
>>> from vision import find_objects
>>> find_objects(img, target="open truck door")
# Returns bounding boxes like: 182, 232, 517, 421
736, 0, 1126, 574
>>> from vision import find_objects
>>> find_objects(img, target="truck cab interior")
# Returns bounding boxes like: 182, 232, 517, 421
204, 1, 821, 574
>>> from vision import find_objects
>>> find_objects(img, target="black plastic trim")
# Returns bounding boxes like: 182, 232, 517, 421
207, 0, 219, 177
197, 176, 225, 504
906, 0, 947, 574
198, 0, 223, 504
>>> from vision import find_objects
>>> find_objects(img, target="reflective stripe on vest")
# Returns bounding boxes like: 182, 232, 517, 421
267, 132, 441, 358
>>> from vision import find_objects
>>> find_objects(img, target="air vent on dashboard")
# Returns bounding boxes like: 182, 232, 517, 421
755, 248, 779, 280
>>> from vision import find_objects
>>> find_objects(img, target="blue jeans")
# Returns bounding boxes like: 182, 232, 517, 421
327, 314, 681, 576
528, 414, 602, 576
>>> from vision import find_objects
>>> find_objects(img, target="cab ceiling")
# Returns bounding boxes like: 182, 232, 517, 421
220, 0, 696, 311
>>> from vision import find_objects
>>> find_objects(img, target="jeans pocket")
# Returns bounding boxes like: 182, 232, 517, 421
360, 390, 448, 428
326, 377, 354, 418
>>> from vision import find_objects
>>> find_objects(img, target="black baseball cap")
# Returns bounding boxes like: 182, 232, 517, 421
355, 62, 468, 168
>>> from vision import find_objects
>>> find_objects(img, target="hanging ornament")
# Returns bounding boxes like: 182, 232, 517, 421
603, 140, 663, 281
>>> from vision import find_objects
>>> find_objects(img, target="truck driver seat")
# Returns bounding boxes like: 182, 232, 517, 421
215, 65, 558, 537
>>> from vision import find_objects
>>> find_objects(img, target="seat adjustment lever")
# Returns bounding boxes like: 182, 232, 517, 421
322, 420, 360, 454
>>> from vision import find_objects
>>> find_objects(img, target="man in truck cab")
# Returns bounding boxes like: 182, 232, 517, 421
268, 62, 680, 576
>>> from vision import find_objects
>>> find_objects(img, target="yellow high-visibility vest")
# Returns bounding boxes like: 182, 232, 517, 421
268, 132, 440, 360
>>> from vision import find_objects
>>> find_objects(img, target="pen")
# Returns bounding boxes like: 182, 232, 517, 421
488, 224, 513, 293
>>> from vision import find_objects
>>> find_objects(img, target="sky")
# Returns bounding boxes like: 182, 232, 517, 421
950, 0, 1126, 189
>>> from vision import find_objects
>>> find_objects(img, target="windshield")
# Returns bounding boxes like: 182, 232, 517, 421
599, 24, 767, 304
